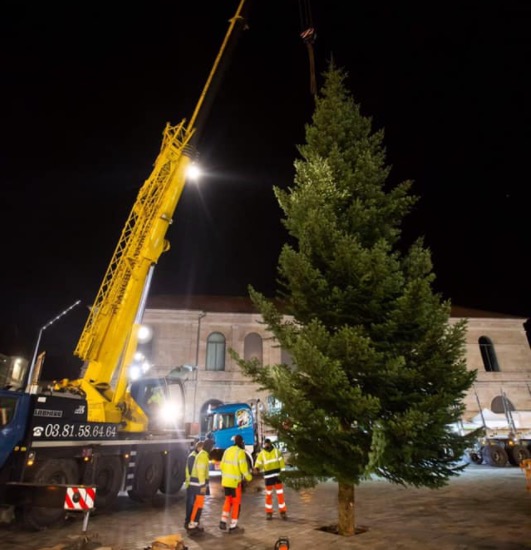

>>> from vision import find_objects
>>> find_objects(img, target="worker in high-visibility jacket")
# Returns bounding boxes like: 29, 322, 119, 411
184, 438, 214, 535
219, 434, 252, 534
254, 438, 288, 520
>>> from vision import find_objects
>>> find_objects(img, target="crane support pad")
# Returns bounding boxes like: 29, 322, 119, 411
4, 482, 96, 509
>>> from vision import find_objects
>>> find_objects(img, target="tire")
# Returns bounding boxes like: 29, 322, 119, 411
469, 452, 483, 465
82, 456, 123, 510
19, 459, 79, 531
127, 452, 164, 502
160, 450, 186, 495
507, 444, 531, 466
482, 444, 508, 467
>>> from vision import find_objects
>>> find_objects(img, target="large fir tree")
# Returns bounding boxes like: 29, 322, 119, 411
233, 64, 476, 535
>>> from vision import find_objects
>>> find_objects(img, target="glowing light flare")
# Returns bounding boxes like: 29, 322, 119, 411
129, 365, 142, 381
158, 400, 184, 422
186, 163, 201, 182
137, 325, 153, 343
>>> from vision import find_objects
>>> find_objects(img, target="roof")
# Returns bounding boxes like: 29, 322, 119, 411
147, 295, 526, 320
147, 294, 260, 313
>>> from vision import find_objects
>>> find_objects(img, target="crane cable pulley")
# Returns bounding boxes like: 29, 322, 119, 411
298, 0, 316, 96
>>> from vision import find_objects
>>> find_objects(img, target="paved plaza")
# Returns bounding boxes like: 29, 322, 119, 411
0, 463, 529, 550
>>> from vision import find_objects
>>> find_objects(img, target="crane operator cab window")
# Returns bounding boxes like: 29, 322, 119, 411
146, 386, 164, 411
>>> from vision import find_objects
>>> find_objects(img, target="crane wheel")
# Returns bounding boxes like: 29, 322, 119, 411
468, 451, 483, 465
128, 452, 164, 502
82, 456, 123, 510
507, 444, 531, 466
481, 445, 508, 467
160, 450, 186, 494
17, 459, 79, 531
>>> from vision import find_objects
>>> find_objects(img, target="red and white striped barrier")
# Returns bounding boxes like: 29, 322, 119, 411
64, 486, 96, 510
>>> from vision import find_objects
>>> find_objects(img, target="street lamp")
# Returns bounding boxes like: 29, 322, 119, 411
192, 312, 206, 425
25, 299, 82, 393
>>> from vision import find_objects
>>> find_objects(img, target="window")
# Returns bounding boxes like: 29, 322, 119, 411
267, 395, 282, 414
479, 336, 500, 372
491, 395, 515, 414
244, 332, 263, 364
206, 332, 226, 371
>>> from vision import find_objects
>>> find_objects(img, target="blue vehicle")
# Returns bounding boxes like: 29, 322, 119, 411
204, 401, 264, 468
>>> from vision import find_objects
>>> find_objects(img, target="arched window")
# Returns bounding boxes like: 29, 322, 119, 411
479, 336, 500, 372
244, 332, 263, 364
491, 395, 515, 414
206, 332, 226, 371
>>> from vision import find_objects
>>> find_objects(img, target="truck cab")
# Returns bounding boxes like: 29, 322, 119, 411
204, 402, 257, 467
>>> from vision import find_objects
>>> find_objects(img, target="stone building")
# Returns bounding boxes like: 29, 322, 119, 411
142, 296, 531, 433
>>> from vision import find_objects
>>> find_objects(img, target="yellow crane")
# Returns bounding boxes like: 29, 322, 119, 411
54, 0, 249, 432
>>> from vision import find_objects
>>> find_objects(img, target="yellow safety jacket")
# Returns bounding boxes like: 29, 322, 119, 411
185, 449, 210, 488
255, 447, 285, 482
220, 444, 252, 488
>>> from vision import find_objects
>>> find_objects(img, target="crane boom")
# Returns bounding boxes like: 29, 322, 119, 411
55, 0, 249, 431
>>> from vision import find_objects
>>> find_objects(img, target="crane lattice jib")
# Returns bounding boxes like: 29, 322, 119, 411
73, 0, 248, 390
74, 122, 193, 377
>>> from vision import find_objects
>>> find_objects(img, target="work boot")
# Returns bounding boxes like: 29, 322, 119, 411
187, 526, 204, 536
266, 513, 273, 520
219, 521, 227, 531
229, 525, 245, 534
280, 511, 288, 520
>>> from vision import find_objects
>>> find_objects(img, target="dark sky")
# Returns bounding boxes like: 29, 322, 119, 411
1, 1, 530, 369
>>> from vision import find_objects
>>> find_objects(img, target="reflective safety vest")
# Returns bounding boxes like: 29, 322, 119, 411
220, 444, 252, 488
255, 447, 285, 481
185, 449, 210, 488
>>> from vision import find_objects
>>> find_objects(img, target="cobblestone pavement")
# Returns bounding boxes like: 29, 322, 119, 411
0, 463, 530, 550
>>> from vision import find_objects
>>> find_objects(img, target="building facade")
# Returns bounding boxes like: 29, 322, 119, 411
142, 296, 531, 432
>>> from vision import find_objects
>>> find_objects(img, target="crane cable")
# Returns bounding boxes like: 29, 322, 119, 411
298, 0, 317, 96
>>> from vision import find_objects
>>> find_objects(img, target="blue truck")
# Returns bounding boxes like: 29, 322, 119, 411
204, 401, 266, 469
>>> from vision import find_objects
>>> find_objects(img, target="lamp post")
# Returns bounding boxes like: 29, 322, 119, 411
25, 299, 82, 393
192, 311, 206, 425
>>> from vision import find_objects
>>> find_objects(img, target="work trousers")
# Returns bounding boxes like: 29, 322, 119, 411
264, 475, 287, 515
220, 483, 242, 529
185, 486, 205, 528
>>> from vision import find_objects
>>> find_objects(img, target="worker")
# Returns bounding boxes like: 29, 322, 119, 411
219, 433, 252, 534
184, 439, 214, 535
147, 387, 164, 409
254, 438, 288, 520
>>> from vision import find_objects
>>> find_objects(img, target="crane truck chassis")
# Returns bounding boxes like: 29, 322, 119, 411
0, 0, 249, 530
0, 371, 192, 530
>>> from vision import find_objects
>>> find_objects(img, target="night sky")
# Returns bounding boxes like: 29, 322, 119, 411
1, 1, 530, 371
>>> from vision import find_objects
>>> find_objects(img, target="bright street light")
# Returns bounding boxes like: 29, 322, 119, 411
186, 163, 201, 182
25, 299, 82, 392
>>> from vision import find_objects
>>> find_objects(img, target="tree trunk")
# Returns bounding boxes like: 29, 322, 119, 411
337, 481, 355, 535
